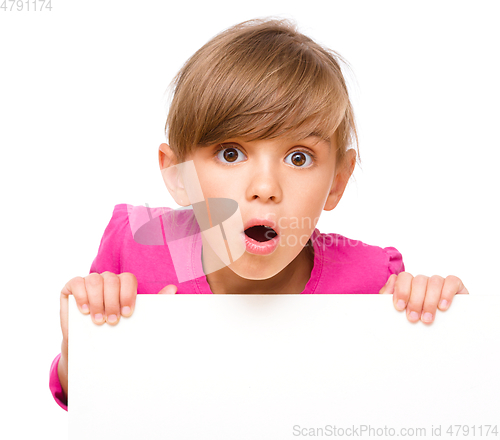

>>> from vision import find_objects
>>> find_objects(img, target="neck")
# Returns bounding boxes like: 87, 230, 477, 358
204, 245, 314, 294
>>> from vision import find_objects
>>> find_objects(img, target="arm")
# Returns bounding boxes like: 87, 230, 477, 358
49, 352, 68, 411
58, 340, 69, 398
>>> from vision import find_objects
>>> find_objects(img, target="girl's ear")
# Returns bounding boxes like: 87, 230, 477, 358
323, 149, 356, 211
158, 143, 190, 206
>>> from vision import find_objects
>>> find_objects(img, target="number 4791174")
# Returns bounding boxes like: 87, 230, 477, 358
1, 0, 53, 12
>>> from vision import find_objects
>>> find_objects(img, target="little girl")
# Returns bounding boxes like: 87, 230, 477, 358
50, 18, 468, 411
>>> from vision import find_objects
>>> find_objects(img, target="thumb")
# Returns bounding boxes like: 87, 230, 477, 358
158, 284, 178, 294
379, 274, 395, 294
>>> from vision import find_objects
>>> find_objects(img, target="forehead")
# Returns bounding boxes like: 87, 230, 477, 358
272, 132, 333, 153
301, 132, 332, 150
229, 134, 330, 156
238, 127, 333, 150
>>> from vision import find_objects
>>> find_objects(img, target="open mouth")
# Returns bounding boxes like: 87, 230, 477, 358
244, 225, 278, 242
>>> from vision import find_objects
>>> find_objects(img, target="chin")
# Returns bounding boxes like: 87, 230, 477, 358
228, 268, 279, 281
226, 254, 286, 280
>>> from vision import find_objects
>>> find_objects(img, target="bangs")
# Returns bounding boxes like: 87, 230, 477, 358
196, 45, 348, 146
166, 19, 358, 164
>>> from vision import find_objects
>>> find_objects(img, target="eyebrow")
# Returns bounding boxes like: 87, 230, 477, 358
227, 133, 331, 152
302, 133, 331, 152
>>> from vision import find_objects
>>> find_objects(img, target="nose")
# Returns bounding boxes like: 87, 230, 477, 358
246, 163, 283, 203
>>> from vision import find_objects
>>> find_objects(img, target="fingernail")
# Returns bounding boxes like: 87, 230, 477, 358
107, 314, 117, 323
422, 312, 433, 322
439, 299, 448, 309
409, 311, 419, 320
122, 306, 131, 316
94, 313, 103, 322
81, 304, 89, 313
396, 299, 406, 310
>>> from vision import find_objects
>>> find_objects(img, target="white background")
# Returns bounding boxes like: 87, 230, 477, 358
0, 0, 499, 438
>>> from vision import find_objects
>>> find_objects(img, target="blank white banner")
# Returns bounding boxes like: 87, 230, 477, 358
68, 295, 500, 439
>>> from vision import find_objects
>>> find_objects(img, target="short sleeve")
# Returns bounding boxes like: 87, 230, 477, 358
89, 204, 130, 274
384, 246, 405, 276
49, 353, 68, 411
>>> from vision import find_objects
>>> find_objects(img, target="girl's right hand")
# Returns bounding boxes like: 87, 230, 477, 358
60, 272, 177, 348
57, 272, 177, 398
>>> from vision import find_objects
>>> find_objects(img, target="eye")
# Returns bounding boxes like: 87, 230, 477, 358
284, 150, 315, 168
214, 144, 246, 165
213, 144, 317, 168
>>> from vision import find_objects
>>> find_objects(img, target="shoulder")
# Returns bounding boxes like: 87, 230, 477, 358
91, 204, 191, 293
123, 204, 197, 245
105, 202, 198, 240
96, 203, 132, 243
100, 203, 151, 244
93, 203, 170, 258
318, 232, 403, 269
89, 204, 133, 275
312, 231, 405, 293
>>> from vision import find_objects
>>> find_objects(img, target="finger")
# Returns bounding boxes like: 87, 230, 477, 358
438, 275, 469, 311
101, 272, 121, 325
420, 275, 444, 324
84, 272, 105, 325
393, 272, 413, 311
60, 291, 68, 345
61, 276, 91, 314
158, 284, 178, 294
118, 272, 138, 317
60, 276, 90, 345
406, 275, 428, 322
379, 274, 396, 294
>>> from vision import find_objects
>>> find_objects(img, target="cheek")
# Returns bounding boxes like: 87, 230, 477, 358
197, 168, 234, 199
290, 181, 330, 225
292, 176, 330, 206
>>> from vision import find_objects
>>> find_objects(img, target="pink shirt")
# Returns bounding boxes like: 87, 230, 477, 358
50, 203, 405, 410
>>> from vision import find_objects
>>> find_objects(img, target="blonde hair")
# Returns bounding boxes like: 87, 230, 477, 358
164, 18, 360, 171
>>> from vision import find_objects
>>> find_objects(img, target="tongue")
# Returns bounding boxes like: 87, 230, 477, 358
245, 225, 277, 242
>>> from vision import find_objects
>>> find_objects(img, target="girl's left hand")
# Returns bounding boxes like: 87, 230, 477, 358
158, 284, 178, 294
379, 273, 469, 324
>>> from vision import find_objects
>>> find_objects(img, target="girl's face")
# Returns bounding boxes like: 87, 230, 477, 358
159, 135, 354, 281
